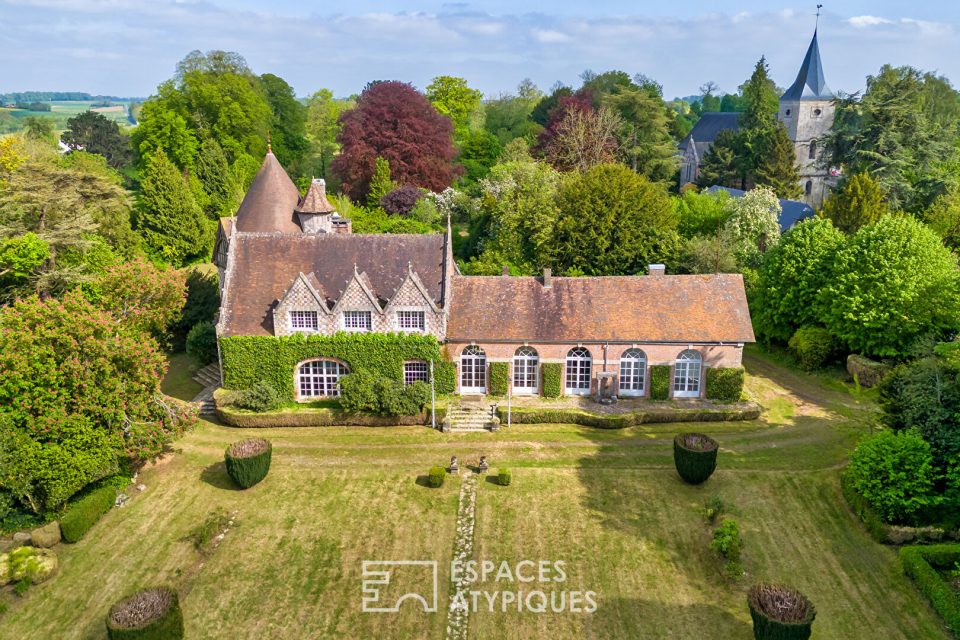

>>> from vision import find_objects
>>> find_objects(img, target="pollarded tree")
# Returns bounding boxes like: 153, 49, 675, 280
332, 81, 460, 200
551, 163, 681, 275
819, 215, 960, 357
723, 186, 782, 268
751, 217, 846, 343
819, 172, 888, 234
136, 150, 212, 266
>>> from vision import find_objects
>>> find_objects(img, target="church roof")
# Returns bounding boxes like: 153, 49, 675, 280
681, 112, 741, 147
296, 178, 337, 214
781, 31, 833, 102
234, 151, 302, 233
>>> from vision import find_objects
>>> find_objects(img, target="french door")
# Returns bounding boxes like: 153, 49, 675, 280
512, 347, 539, 394
460, 345, 487, 394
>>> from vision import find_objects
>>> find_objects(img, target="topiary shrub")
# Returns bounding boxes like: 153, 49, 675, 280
428, 466, 445, 488
185, 320, 217, 365
650, 365, 671, 400
224, 438, 272, 489
234, 382, 282, 413
747, 583, 816, 640
541, 363, 562, 398
60, 486, 116, 543
788, 326, 836, 371
498, 468, 512, 486
106, 586, 184, 640
489, 362, 509, 396
673, 432, 719, 484
705, 367, 745, 402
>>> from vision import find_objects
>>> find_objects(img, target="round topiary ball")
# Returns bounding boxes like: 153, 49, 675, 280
106, 586, 184, 640
747, 582, 816, 640
673, 432, 719, 484
224, 438, 273, 489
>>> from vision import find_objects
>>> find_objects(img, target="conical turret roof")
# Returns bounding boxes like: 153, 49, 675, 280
234, 150, 302, 233
781, 31, 833, 102
296, 178, 337, 214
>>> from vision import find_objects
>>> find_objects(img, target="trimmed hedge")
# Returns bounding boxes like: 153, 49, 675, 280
498, 468, 512, 486
60, 486, 116, 543
498, 404, 760, 428
747, 583, 816, 640
650, 365, 671, 400
542, 363, 562, 398
847, 354, 891, 388
788, 326, 835, 371
673, 433, 719, 484
224, 438, 272, 488
705, 367, 745, 402
234, 382, 282, 412
214, 390, 443, 427
489, 361, 509, 396
106, 587, 184, 640
219, 333, 455, 401
900, 544, 960, 633
428, 466, 445, 488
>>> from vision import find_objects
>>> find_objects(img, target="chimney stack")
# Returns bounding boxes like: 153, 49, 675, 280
648, 264, 666, 276
543, 267, 552, 288
501, 265, 510, 276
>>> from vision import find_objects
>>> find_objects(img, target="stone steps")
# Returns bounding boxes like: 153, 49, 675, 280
198, 400, 217, 416
447, 404, 495, 432
192, 362, 221, 388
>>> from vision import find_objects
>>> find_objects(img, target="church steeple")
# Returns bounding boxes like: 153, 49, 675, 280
781, 30, 833, 102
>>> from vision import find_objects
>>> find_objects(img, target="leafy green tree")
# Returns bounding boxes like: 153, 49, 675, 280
483, 79, 543, 144
61, 111, 131, 168
551, 163, 681, 275
847, 429, 939, 524
458, 128, 502, 183
603, 87, 678, 181
22, 116, 54, 143
305, 89, 351, 178
923, 186, 960, 250
261, 73, 309, 170
697, 129, 741, 189
674, 188, 734, 238
752, 217, 845, 343
723, 186, 781, 267
195, 138, 238, 218
819, 215, 960, 357
130, 100, 198, 170
426, 75, 483, 134
136, 150, 212, 265
819, 172, 888, 233
681, 227, 738, 274
754, 123, 802, 199
366, 157, 394, 209
0, 233, 48, 299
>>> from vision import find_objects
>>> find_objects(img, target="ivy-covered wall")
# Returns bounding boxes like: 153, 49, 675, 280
220, 333, 455, 400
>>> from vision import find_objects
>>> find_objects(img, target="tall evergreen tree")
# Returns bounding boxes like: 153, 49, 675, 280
697, 129, 742, 189
195, 138, 237, 219
366, 157, 394, 209
136, 150, 211, 266
739, 57, 780, 131
755, 123, 802, 199
604, 87, 678, 182
819, 171, 888, 233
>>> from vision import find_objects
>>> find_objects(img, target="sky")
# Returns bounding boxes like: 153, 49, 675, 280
1, 1, 959, 100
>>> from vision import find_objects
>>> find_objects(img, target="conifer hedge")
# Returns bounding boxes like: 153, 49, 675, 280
489, 362, 509, 396
219, 333, 455, 400
650, 365, 671, 400
705, 367, 745, 402
60, 486, 116, 543
673, 432, 719, 484
747, 583, 816, 640
106, 587, 184, 640
542, 363, 562, 398
224, 438, 272, 489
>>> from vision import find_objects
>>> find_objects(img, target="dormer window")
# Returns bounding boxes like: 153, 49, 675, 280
397, 310, 425, 332
290, 310, 318, 332
343, 310, 372, 332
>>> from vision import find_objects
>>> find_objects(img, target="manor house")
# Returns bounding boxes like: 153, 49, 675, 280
215, 151, 754, 401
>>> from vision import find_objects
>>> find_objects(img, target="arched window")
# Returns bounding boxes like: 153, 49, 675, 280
808, 140, 817, 160
513, 346, 539, 394
673, 350, 703, 398
565, 347, 592, 395
619, 348, 647, 397
297, 359, 349, 399
805, 180, 813, 195
460, 345, 487, 394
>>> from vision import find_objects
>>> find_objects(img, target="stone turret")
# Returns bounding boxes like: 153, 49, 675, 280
778, 30, 835, 209
234, 150, 301, 233
295, 178, 351, 234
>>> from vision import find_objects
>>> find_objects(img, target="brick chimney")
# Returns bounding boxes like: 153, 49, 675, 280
543, 267, 552, 288
648, 264, 666, 276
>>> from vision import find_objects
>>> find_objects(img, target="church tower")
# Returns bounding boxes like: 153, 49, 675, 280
778, 30, 834, 208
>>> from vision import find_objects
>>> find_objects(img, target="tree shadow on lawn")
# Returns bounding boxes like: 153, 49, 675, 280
200, 461, 243, 491
584, 597, 753, 639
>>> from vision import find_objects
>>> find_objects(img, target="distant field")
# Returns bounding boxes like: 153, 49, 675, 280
0, 100, 136, 133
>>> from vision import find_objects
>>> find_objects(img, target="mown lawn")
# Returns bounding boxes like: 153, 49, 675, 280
3, 351, 950, 639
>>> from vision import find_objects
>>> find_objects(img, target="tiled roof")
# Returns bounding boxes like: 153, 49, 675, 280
446, 274, 755, 344
234, 152, 302, 233
296, 178, 336, 214
221, 233, 447, 336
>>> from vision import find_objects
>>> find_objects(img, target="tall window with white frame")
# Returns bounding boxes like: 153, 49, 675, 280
512, 346, 538, 394
460, 345, 486, 394
297, 359, 349, 398
403, 361, 429, 385
565, 347, 592, 395
397, 310, 425, 332
289, 310, 318, 332
619, 348, 646, 397
673, 350, 703, 398
343, 310, 372, 332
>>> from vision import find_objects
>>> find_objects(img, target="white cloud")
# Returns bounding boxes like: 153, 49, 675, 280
531, 28, 571, 44
849, 15, 894, 27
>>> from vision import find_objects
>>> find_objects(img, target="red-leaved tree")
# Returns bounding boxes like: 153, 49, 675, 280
332, 81, 460, 200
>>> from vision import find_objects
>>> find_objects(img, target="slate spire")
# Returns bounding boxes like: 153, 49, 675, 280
781, 30, 833, 101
